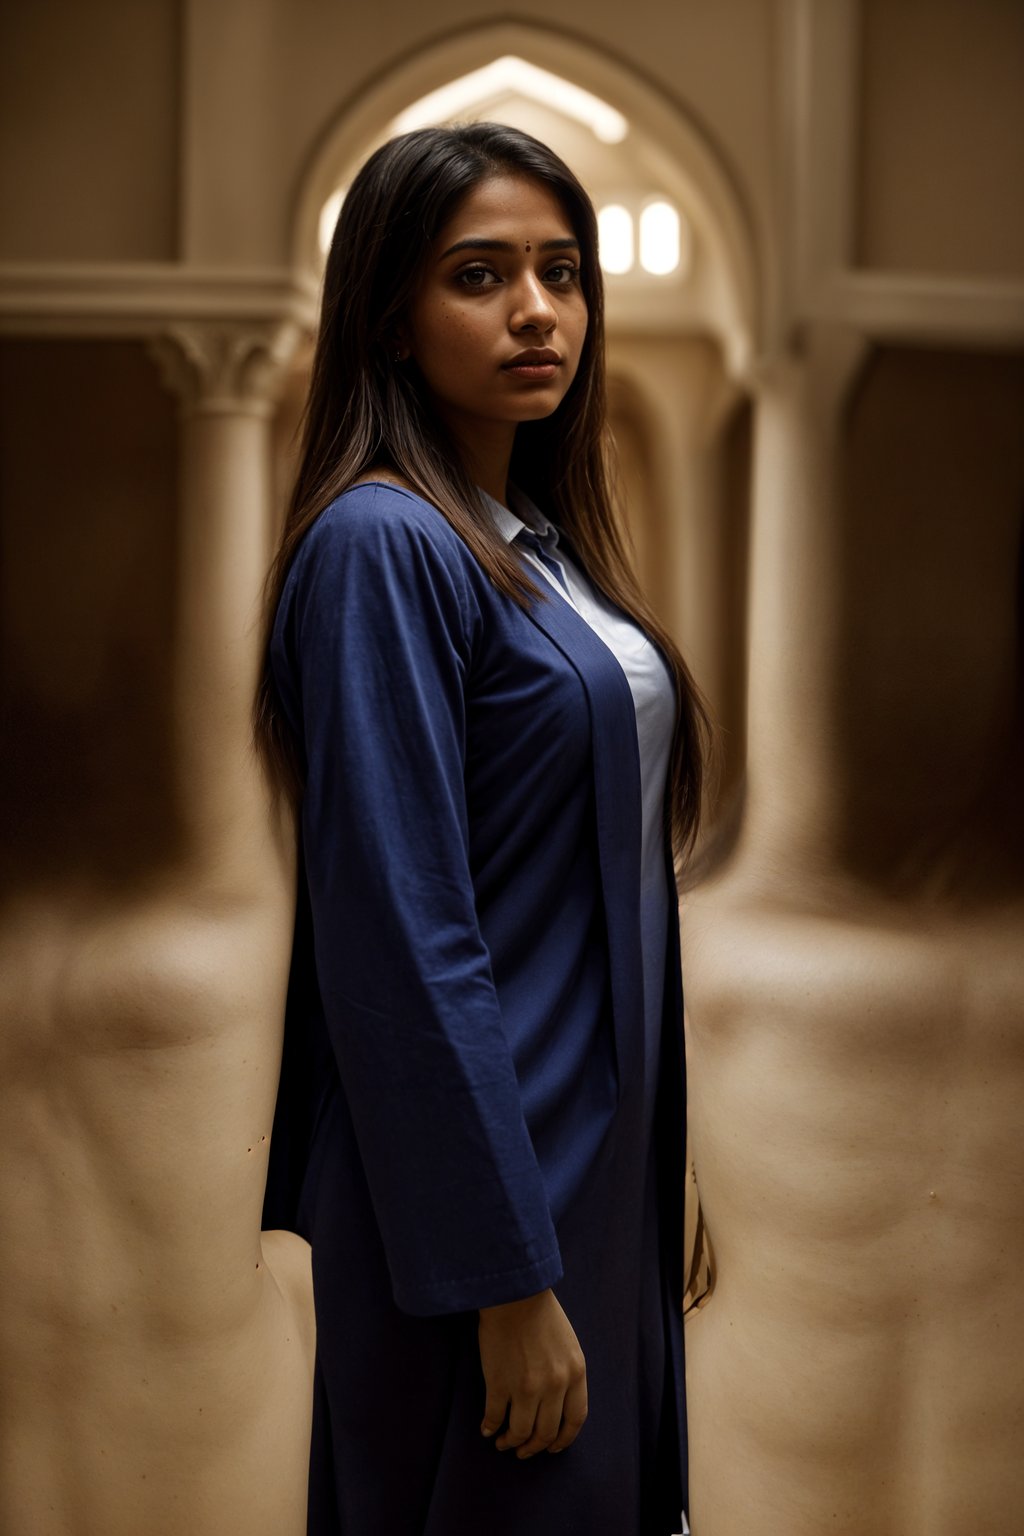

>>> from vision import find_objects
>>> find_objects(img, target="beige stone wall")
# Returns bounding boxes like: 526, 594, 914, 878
837, 348, 1024, 857
857, 0, 1024, 276
0, 339, 179, 885
0, 3, 180, 261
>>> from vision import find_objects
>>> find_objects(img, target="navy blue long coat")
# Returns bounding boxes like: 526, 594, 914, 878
263, 482, 688, 1535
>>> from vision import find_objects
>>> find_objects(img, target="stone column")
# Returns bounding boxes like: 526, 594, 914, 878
670, 359, 748, 795
623, 341, 748, 804
743, 322, 869, 859
149, 319, 302, 838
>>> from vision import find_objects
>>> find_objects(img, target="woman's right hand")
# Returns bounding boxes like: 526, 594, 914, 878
477, 1288, 588, 1459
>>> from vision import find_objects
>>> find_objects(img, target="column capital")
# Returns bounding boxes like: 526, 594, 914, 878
750, 322, 871, 424
149, 318, 303, 417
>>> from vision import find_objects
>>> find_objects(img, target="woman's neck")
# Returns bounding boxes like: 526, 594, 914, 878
443, 415, 516, 507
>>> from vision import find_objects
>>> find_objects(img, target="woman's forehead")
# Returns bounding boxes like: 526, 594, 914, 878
435, 174, 576, 247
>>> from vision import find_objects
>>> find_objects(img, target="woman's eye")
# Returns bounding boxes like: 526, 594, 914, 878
546, 264, 581, 285
457, 266, 498, 288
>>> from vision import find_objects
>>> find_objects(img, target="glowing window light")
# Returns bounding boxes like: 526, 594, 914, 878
598, 205, 633, 275
392, 56, 628, 145
639, 200, 681, 276
319, 189, 346, 256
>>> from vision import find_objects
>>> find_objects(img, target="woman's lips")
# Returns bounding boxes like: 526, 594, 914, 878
501, 362, 560, 380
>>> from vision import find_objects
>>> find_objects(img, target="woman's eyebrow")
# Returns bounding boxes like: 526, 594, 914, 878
438, 236, 581, 259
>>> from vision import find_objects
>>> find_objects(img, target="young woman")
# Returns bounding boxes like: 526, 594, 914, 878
256, 122, 709, 1536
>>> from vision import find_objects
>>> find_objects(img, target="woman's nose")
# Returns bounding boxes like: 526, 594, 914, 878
511, 274, 557, 332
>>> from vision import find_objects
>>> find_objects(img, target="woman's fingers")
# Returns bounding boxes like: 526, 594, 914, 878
512, 1386, 565, 1458
495, 1391, 542, 1452
497, 1362, 588, 1459
480, 1386, 510, 1439
547, 1371, 589, 1453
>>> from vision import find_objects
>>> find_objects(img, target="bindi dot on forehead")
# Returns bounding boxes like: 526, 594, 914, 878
525, 241, 532, 252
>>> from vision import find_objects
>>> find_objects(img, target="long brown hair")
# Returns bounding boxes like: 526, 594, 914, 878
254, 122, 712, 858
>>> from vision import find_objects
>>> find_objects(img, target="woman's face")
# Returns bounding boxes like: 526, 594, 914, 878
403, 174, 588, 454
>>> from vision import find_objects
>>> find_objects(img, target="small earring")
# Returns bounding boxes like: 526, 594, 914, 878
393, 348, 402, 363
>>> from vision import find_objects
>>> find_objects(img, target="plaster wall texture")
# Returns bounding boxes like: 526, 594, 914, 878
857, 0, 1024, 275
0, 338, 180, 881
0, 0, 180, 261
836, 348, 1024, 842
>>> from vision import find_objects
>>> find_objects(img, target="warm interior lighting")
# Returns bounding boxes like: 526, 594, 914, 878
639, 201, 681, 276
598, 204, 634, 275
319, 189, 346, 256
392, 57, 628, 144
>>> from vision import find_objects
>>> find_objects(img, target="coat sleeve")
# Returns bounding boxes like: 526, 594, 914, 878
274, 486, 563, 1316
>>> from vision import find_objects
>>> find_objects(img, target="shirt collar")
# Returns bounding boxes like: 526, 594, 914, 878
479, 485, 556, 546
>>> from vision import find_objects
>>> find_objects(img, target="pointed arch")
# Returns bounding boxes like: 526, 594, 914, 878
288, 19, 760, 376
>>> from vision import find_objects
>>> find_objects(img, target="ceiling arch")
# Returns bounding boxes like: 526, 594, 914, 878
289, 19, 760, 376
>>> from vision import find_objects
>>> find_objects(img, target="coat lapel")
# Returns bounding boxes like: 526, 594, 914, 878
524, 589, 645, 1098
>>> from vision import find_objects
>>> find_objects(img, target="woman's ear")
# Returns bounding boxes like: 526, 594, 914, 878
383, 321, 411, 362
